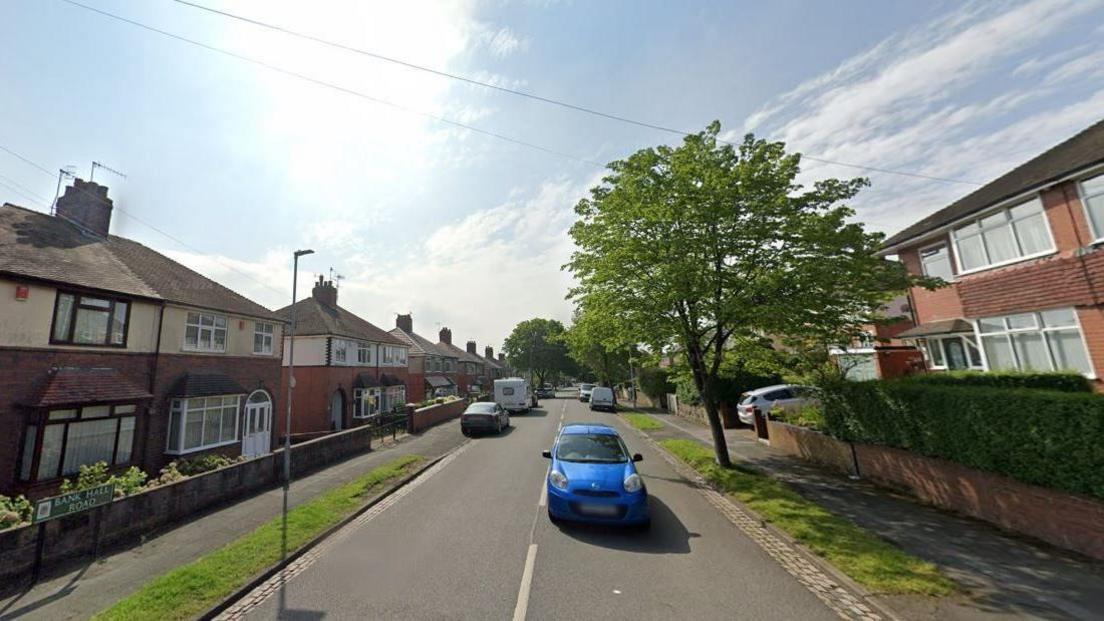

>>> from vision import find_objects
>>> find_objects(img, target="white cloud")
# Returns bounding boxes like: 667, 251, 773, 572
479, 25, 528, 57
743, 0, 1104, 236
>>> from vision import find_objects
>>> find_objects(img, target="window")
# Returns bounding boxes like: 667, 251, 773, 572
917, 335, 984, 370
382, 346, 394, 364
444, 359, 453, 372
1080, 173, 1104, 240
353, 387, 381, 418
977, 308, 1092, 375
184, 312, 227, 352
396, 348, 407, 365
952, 199, 1052, 272
357, 343, 372, 364
919, 244, 954, 281
51, 292, 129, 346
333, 339, 349, 364
167, 395, 240, 454
20, 404, 138, 481
382, 385, 406, 413
253, 322, 274, 355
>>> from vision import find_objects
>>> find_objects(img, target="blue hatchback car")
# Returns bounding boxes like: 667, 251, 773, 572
542, 424, 650, 529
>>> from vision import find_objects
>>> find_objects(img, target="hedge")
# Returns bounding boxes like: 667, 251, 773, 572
898, 370, 1092, 393
821, 380, 1104, 500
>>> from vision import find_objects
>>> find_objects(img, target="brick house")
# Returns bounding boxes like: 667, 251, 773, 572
831, 295, 925, 381
1, 180, 285, 498
276, 277, 410, 439
483, 346, 508, 384
435, 328, 484, 395
389, 313, 458, 402
880, 118, 1104, 381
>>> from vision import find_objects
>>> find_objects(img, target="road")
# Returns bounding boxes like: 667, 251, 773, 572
236, 394, 841, 620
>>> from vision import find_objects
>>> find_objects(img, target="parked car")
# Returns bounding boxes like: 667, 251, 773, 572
579, 383, 595, 402
589, 386, 615, 412
542, 423, 649, 528
536, 386, 555, 399
736, 384, 817, 426
494, 377, 531, 414
461, 402, 510, 435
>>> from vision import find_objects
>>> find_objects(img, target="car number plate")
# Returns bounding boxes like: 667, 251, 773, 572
578, 503, 618, 517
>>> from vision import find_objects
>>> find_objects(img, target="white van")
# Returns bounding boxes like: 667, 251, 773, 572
589, 386, 616, 412
494, 378, 531, 414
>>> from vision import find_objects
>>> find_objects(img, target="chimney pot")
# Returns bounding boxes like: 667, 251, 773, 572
485, 346, 494, 360
439, 327, 452, 345
498, 353, 505, 363
396, 313, 413, 333
312, 277, 338, 307
55, 179, 113, 237
466, 340, 477, 354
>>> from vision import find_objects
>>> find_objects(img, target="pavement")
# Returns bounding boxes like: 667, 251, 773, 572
0, 423, 467, 621
229, 396, 849, 620
644, 408, 1104, 621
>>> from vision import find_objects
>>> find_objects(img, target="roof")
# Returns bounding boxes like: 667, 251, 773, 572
26, 367, 153, 407
883, 118, 1104, 249
390, 327, 454, 358
561, 423, 617, 435
276, 298, 406, 345
168, 372, 247, 398
380, 373, 403, 386
0, 204, 280, 320
436, 341, 484, 364
897, 319, 975, 338
426, 375, 455, 388
353, 373, 380, 388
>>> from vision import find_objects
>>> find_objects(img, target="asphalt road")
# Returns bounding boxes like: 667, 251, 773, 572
240, 395, 839, 620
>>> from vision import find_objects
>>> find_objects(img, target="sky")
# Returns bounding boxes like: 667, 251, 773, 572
2, 0, 1103, 350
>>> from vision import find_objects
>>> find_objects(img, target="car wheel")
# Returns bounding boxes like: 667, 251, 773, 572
461, 427, 470, 437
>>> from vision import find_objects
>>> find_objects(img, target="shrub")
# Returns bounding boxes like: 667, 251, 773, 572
900, 371, 1091, 393
0, 494, 33, 530
820, 379, 1104, 499
777, 404, 827, 432
638, 367, 675, 400
175, 454, 244, 477
60, 462, 148, 498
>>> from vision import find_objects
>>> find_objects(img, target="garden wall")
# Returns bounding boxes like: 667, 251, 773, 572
410, 399, 467, 433
765, 421, 1104, 560
0, 421, 382, 587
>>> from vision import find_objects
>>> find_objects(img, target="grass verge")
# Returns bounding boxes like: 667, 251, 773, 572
622, 412, 664, 431
94, 454, 425, 621
659, 439, 956, 596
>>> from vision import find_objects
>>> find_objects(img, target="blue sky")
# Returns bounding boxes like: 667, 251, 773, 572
2, 0, 1103, 348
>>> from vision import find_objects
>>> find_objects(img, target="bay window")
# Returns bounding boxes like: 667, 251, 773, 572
918, 335, 983, 370
20, 403, 138, 482
1080, 172, 1104, 240
253, 322, 274, 355
952, 199, 1052, 272
51, 291, 129, 346
184, 312, 227, 352
977, 308, 1092, 375
353, 387, 381, 418
167, 395, 241, 453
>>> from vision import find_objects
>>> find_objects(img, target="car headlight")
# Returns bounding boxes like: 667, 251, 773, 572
549, 470, 569, 490
623, 473, 643, 493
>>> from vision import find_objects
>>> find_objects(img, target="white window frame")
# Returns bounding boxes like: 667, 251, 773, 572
951, 197, 1056, 276
973, 308, 1095, 377
253, 322, 274, 355
382, 346, 394, 364
917, 334, 984, 371
333, 338, 349, 364
166, 394, 242, 454
357, 343, 372, 365
918, 241, 955, 282
184, 311, 228, 353
353, 387, 381, 419
1077, 171, 1104, 243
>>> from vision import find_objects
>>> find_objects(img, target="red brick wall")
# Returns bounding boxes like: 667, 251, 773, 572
0, 348, 155, 495
278, 365, 410, 437
899, 245, 965, 323
407, 372, 426, 403
147, 354, 283, 473
409, 398, 467, 433
874, 348, 925, 379
1076, 306, 1104, 379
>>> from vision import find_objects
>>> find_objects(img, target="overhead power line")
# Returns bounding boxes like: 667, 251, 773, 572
170, 0, 982, 187
0, 141, 289, 298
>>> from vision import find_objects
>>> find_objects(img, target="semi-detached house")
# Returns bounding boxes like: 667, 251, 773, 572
435, 328, 484, 395
0, 180, 285, 499
276, 277, 410, 439
881, 118, 1104, 382
389, 313, 458, 402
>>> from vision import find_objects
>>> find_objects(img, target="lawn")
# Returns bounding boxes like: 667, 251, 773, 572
622, 412, 664, 431
94, 454, 425, 621
659, 439, 956, 596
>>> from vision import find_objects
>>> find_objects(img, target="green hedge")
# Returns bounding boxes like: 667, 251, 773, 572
899, 371, 1092, 393
821, 380, 1104, 499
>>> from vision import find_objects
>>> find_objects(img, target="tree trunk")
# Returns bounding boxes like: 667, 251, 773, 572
688, 347, 732, 468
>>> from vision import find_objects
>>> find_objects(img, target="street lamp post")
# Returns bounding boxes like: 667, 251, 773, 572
282, 249, 313, 556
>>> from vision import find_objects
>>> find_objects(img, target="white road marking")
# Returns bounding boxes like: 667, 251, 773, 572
613, 590, 622, 595
539, 467, 549, 507
512, 543, 538, 621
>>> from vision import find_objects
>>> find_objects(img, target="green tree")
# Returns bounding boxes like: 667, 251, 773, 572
566, 122, 921, 466
563, 305, 632, 386
502, 318, 577, 387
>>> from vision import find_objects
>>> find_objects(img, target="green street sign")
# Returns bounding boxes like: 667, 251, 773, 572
33, 483, 115, 523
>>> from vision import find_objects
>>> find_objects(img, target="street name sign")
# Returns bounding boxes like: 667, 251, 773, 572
33, 483, 115, 523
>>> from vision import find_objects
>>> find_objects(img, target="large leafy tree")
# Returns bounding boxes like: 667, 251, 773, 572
563, 305, 632, 387
502, 318, 577, 387
566, 122, 919, 467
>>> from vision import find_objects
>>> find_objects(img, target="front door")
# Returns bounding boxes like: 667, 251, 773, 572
943, 338, 969, 370
330, 390, 345, 431
242, 392, 272, 458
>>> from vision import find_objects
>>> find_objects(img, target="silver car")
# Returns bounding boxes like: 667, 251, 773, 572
461, 402, 510, 436
736, 384, 817, 426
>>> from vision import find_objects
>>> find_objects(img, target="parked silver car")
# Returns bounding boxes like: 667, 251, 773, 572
736, 384, 817, 426
461, 402, 510, 435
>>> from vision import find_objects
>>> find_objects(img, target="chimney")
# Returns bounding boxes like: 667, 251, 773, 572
312, 275, 337, 307
396, 313, 413, 333
498, 353, 505, 363
55, 179, 113, 237
485, 346, 494, 360
466, 340, 477, 355
439, 327, 452, 345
